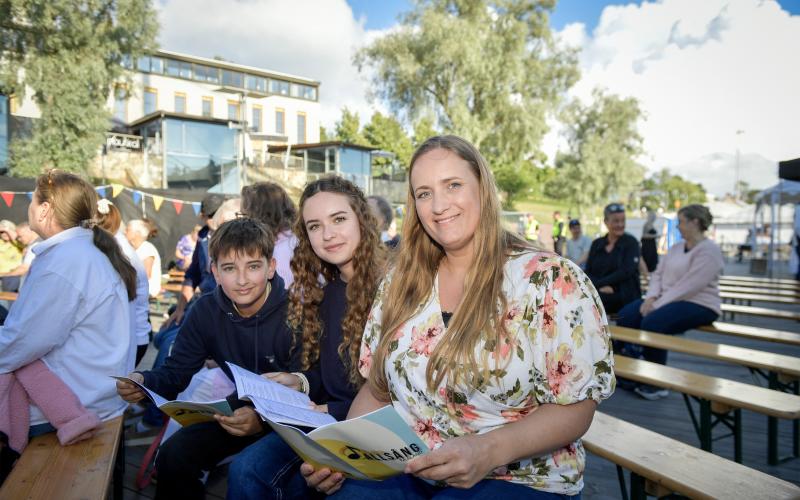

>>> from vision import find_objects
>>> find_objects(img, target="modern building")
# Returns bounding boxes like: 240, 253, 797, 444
2, 49, 321, 190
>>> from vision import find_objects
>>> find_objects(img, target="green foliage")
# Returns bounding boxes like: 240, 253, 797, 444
639, 169, 707, 210
1, 0, 159, 177
363, 111, 413, 170
549, 90, 646, 215
319, 125, 330, 142
412, 115, 438, 148
334, 107, 367, 145
355, 0, 578, 204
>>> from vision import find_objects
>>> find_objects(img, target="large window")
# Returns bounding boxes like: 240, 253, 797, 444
251, 105, 262, 133
245, 75, 267, 93
144, 87, 158, 115
166, 59, 192, 79
165, 118, 236, 187
202, 97, 213, 117
270, 79, 290, 96
174, 92, 186, 113
297, 112, 306, 143
227, 100, 240, 120
137, 56, 164, 74
222, 70, 244, 88
113, 87, 127, 122
194, 64, 219, 83
275, 109, 285, 134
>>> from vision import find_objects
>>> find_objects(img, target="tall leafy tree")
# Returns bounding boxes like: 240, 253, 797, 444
355, 0, 578, 206
549, 90, 646, 214
640, 169, 707, 210
363, 111, 413, 170
334, 107, 367, 145
1, 0, 159, 176
412, 115, 438, 148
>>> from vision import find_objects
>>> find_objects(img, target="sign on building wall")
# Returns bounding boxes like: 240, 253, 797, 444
105, 132, 142, 152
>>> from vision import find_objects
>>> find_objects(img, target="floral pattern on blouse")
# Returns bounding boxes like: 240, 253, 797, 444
359, 251, 615, 495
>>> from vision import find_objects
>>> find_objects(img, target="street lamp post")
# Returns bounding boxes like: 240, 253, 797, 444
734, 129, 745, 200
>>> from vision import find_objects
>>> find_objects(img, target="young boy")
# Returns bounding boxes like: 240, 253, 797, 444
116, 217, 298, 499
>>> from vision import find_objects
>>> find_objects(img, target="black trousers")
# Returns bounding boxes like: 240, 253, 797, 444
154, 420, 264, 499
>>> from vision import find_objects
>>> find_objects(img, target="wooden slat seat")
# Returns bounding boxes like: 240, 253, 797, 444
719, 285, 800, 297
0, 416, 124, 500
0, 291, 18, 301
583, 412, 800, 500
610, 326, 800, 379
721, 291, 799, 306
720, 275, 800, 286
698, 321, 800, 347
614, 356, 800, 464
721, 303, 800, 322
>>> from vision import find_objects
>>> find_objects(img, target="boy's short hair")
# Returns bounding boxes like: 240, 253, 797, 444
209, 217, 274, 263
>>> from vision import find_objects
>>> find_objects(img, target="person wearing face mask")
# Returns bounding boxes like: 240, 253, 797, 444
585, 203, 642, 314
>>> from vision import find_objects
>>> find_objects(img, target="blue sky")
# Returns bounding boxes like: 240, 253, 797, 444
348, 0, 800, 31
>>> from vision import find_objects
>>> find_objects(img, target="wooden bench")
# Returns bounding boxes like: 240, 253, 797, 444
721, 303, 800, 322
614, 355, 800, 464
721, 275, 799, 286
698, 321, 800, 347
721, 291, 799, 306
583, 412, 800, 500
0, 416, 125, 499
0, 291, 18, 301
720, 285, 800, 297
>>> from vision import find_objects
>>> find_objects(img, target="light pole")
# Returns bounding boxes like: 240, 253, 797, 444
734, 129, 744, 200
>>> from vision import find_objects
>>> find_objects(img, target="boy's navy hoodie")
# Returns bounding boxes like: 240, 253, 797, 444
140, 274, 299, 408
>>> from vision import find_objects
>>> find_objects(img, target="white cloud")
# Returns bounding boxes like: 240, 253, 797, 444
156, 0, 386, 129
549, 0, 800, 195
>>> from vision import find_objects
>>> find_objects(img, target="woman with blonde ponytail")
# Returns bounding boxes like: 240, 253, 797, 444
304, 136, 615, 498
0, 170, 136, 441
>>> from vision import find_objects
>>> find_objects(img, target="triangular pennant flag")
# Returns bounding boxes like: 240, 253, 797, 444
132, 191, 142, 205
152, 195, 164, 211
111, 184, 124, 197
191, 202, 201, 216
26, 192, 33, 201
172, 200, 183, 215
0, 192, 13, 207
96, 186, 107, 198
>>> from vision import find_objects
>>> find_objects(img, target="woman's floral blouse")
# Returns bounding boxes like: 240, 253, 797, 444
359, 251, 615, 495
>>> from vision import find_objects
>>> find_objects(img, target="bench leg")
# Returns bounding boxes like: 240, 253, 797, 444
699, 399, 712, 453
114, 429, 125, 500
615, 465, 629, 500
630, 472, 646, 500
733, 409, 742, 464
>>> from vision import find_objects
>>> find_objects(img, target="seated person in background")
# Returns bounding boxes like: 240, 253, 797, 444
565, 218, 591, 268
616, 204, 722, 400
640, 208, 659, 274
585, 203, 641, 314
96, 199, 151, 368
0, 171, 137, 481
0, 222, 41, 289
115, 217, 299, 500
240, 182, 298, 286
126, 219, 162, 298
0, 221, 22, 293
228, 176, 386, 500
175, 225, 200, 271
368, 195, 400, 249
303, 136, 614, 498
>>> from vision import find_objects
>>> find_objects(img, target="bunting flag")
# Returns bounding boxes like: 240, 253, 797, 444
1, 192, 13, 207
192, 202, 201, 216
132, 191, 142, 205
152, 195, 164, 211
172, 200, 183, 215
96, 186, 107, 198
111, 184, 124, 197
26, 192, 33, 201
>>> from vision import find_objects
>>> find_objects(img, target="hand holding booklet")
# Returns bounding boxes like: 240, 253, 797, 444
112, 375, 233, 426
227, 362, 429, 480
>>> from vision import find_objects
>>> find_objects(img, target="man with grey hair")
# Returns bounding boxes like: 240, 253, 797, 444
367, 195, 400, 249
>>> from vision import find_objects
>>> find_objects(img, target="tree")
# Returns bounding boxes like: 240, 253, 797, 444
549, 90, 646, 215
639, 169, 707, 210
334, 107, 367, 145
319, 125, 330, 142
363, 111, 413, 171
1, 0, 159, 177
355, 0, 578, 205
412, 115, 438, 148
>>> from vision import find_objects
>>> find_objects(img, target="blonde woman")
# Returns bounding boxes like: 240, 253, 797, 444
304, 136, 615, 498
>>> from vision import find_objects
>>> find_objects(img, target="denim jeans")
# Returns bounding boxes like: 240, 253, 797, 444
330, 474, 578, 499
227, 432, 312, 500
615, 298, 718, 365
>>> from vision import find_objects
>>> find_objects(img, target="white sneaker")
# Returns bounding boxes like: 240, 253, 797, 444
634, 385, 669, 401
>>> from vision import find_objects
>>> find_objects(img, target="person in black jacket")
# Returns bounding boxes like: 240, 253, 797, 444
585, 203, 642, 314
227, 177, 386, 500
116, 218, 298, 500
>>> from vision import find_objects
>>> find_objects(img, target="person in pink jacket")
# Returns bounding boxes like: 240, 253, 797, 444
616, 204, 723, 400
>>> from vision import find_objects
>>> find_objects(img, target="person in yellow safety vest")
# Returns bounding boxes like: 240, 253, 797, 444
552, 211, 566, 255
525, 214, 539, 241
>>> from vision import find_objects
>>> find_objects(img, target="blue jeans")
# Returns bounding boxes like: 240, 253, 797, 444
616, 299, 718, 365
330, 474, 578, 499
227, 432, 310, 500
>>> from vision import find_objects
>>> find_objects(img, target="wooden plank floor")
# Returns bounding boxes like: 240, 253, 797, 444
121, 264, 799, 499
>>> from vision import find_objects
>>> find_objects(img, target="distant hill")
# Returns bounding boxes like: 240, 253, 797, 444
664, 152, 778, 197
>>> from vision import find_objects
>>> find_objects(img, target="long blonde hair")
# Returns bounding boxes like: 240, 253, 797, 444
369, 136, 531, 397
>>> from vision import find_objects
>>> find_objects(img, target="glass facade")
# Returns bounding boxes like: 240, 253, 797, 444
144, 89, 157, 114
0, 96, 7, 171
339, 148, 372, 192
165, 118, 236, 187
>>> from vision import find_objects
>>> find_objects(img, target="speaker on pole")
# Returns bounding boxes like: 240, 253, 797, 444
779, 158, 800, 181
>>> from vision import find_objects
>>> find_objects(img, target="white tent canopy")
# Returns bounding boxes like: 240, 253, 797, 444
752, 179, 800, 275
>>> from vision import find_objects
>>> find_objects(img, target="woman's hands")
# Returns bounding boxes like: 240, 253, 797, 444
215, 406, 263, 436
300, 463, 344, 495
263, 372, 302, 391
404, 434, 496, 489
639, 297, 656, 316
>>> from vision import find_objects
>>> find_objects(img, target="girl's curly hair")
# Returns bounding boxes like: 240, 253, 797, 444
288, 176, 386, 386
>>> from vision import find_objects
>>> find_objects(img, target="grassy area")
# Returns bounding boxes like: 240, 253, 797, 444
510, 198, 607, 237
